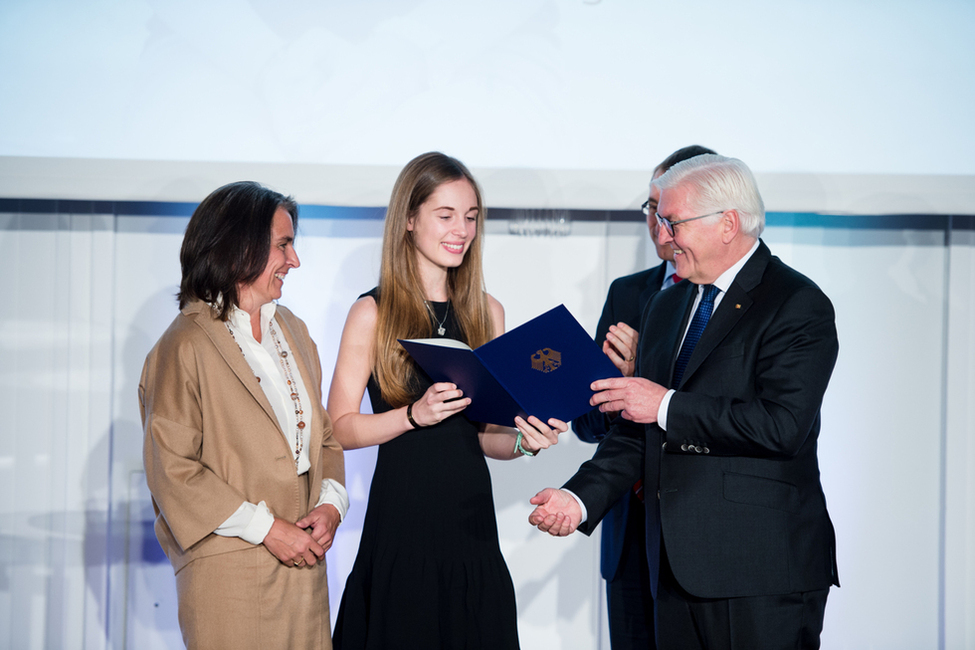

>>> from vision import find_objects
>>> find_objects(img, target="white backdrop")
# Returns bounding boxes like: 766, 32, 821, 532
1, 0, 975, 213
1, 0, 975, 648
2, 0, 973, 176
1, 205, 973, 649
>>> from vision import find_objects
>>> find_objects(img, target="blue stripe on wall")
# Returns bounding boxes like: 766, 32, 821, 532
1, 198, 972, 230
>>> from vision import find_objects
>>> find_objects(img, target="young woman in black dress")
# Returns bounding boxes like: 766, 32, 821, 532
327, 152, 567, 649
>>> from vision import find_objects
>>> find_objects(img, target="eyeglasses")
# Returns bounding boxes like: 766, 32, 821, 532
641, 200, 653, 216
654, 210, 726, 236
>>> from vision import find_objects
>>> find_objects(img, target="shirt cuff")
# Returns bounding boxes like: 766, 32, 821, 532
315, 478, 350, 523
562, 488, 589, 524
657, 389, 676, 431
214, 500, 275, 545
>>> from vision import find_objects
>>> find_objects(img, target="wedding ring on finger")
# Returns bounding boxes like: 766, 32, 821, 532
294, 558, 304, 567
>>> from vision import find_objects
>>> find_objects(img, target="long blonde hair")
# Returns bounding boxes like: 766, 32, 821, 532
373, 152, 494, 407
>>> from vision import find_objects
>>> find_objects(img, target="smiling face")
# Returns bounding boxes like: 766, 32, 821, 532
237, 206, 300, 314
407, 178, 479, 277
655, 183, 727, 284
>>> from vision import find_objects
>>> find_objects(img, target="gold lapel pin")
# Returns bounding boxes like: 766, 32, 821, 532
735, 304, 741, 309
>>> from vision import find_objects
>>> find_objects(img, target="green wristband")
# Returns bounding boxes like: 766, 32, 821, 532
515, 429, 536, 457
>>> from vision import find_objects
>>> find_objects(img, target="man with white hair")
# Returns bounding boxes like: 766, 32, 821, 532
531, 155, 839, 649
572, 144, 715, 650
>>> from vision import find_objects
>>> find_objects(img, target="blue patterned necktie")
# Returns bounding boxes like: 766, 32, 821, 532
672, 284, 720, 388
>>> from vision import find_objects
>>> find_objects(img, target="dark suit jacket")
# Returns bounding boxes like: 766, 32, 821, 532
566, 241, 840, 599
572, 261, 668, 581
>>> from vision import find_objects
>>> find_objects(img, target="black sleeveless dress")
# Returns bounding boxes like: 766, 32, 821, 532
332, 291, 520, 650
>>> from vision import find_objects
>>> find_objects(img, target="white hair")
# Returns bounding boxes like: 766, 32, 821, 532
651, 154, 765, 238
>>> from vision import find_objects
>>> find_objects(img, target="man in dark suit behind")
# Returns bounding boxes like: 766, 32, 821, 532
532, 154, 839, 649
572, 145, 715, 650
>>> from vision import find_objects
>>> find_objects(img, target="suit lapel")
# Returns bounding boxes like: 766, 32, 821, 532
185, 301, 283, 435
677, 241, 770, 387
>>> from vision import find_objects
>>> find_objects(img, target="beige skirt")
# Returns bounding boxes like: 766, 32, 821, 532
174, 481, 331, 649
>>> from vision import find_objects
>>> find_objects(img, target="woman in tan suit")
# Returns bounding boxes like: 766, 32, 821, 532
140, 181, 347, 649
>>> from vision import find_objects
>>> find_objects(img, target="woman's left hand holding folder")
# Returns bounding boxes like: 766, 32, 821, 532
513, 415, 568, 454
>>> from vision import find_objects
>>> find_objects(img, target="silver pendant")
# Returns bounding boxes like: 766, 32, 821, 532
437, 326, 446, 336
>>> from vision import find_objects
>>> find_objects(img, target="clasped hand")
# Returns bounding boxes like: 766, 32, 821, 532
263, 504, 341, 567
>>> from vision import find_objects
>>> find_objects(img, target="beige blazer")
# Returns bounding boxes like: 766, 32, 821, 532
140, 300, 345, 573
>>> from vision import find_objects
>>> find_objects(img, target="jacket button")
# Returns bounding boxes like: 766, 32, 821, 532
694, 445, 703, 453
703, 446, 710, 454
680, 444, 689, 452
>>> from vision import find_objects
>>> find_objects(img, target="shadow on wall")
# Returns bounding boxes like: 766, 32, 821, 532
0, 287, 181, 647
488, 435, 599, 634
99, 286, 184, 647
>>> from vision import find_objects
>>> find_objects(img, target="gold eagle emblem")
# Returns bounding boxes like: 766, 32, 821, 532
531, 348, 562, 373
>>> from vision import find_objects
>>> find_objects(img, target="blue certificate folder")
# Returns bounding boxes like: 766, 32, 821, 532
398, 304, 621, 426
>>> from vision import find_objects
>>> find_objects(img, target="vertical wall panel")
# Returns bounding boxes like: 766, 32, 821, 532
0, 212, 115, 650
768, 226, 947, 649
945, 224, 975, 650
111, 215, 189, 649
0, 214, 16, 648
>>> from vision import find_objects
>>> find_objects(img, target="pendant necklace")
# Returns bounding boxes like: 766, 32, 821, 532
226, 319, 305, 470
424, 299, 450, 336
